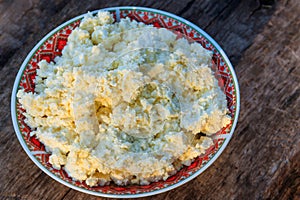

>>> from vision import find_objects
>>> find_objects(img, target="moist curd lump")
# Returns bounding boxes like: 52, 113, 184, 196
17, 11, 231, 186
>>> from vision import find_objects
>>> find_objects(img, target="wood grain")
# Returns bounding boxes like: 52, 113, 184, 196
0, 0, 299, 199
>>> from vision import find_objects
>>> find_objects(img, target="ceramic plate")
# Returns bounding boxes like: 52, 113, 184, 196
11, 6, 240, 198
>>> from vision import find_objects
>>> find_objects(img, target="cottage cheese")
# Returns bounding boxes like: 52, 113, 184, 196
17, 11, 231, 186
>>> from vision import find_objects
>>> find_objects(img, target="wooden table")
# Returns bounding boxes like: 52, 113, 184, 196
1, 0, 299, 199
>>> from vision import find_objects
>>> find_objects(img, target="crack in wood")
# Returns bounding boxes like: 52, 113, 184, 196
281, 88, 300, 110
60, 188, 72, 200
177, 0, 196, 16
203, 0, 236, 29
249, 0, 276, 18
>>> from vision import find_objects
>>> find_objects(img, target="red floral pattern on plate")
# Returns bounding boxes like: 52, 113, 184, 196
16, 9, 236, 195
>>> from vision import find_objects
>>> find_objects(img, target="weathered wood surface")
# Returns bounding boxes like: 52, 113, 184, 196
0, 0, 299, 199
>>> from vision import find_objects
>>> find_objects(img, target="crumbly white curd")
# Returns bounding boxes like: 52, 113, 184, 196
17, 11, 231, 186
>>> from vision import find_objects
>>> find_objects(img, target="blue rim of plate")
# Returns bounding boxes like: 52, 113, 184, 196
11, 6, 240, 198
